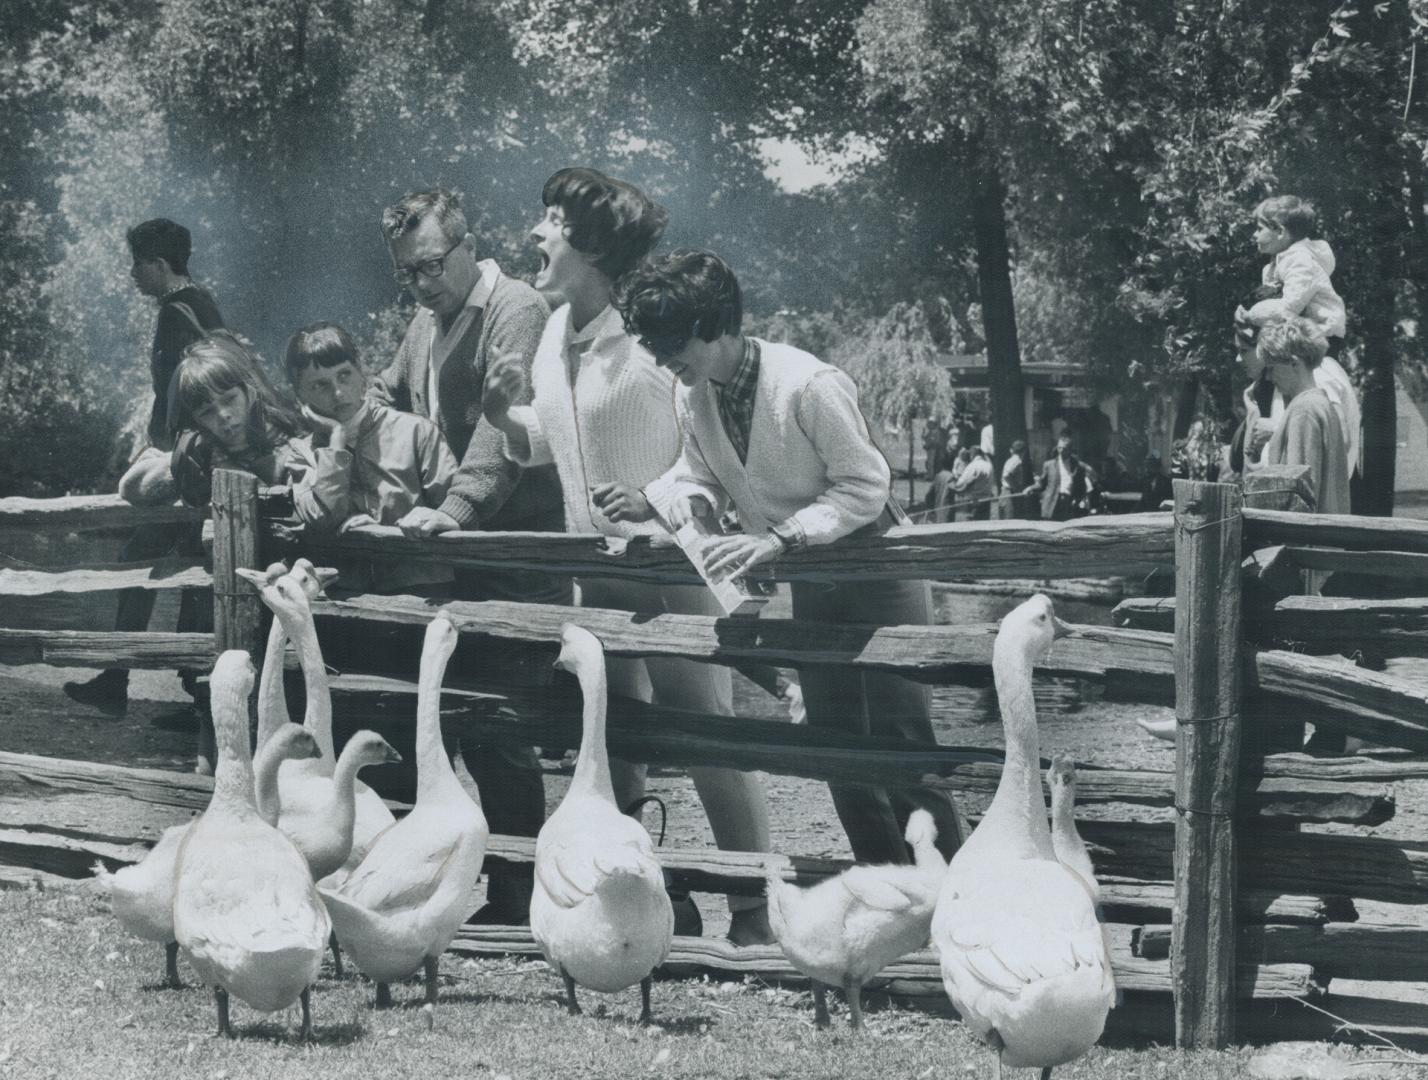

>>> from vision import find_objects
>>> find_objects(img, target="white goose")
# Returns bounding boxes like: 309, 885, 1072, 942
767, 808, 946, 1031
319, 614, 488, 1012
172, 652, 331, 1039
94, 722, 321, 988
1047, 755, 1098, 906
240, 567, 396, 882
531, 624, 672, 1023
932, 595, 1115, 1080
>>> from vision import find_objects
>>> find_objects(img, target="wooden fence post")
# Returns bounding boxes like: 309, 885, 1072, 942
209, 469, 261, 771
1172, 478, 1244, 1048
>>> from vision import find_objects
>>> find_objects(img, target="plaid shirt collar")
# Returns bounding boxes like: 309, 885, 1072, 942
714, 336, 761, 464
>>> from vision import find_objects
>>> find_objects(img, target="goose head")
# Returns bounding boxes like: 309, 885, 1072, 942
266, 724, 322, 763
554, 623, 603, 676
1048, 753, 1077, 806
994, 593, 1073, 668
289, 558, 339, 598
342, 730, 404, 768
422, 613, 460, 671
237, 568, 315, 635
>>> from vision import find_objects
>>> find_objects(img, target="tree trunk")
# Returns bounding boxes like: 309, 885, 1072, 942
969, 147, 1028, 470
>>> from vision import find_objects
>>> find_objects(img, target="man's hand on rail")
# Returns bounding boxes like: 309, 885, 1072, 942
589, 482, 655, 524
700, 532, 782, 581
396, 506, 460, 538
339, 513, 379, 534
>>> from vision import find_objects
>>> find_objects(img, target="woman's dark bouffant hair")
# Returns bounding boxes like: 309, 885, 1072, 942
542, 167, 669, 281
175, 331, 305, 451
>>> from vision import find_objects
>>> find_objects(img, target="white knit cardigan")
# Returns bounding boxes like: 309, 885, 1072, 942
504, 303, 680, 539
644, 340, 890, 545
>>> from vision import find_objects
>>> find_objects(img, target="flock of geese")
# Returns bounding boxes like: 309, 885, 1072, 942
95, 565, 1115, 1079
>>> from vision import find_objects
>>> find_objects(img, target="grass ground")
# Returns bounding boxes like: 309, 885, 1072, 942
0, 888, 1264, 1080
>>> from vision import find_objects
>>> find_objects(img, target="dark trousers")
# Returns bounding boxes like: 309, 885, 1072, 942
791, 576, 964, 865
454, 563, 574, 914
113, 522, 210, 661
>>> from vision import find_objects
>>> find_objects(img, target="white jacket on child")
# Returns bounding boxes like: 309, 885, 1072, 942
1247, 238, 1347, 339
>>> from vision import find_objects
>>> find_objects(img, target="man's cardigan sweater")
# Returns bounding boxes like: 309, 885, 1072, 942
369, 269, 563, 530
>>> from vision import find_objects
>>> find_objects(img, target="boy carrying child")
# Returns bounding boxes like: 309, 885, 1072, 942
285, 321, 458, 596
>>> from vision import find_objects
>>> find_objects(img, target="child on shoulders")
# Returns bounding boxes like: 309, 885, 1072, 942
1242, 195, 1346, 344
284, 321, 457, 595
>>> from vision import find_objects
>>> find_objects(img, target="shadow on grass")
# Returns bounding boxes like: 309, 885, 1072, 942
217, 1016, 367, 1046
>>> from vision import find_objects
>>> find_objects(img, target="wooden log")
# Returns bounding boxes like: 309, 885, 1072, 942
0, 493, 199, 531
323, 672, 1385, 823
1251, 649, 1428, 752
0, 826, 148, 878
1124, 592, 1428, 659
1112, 596, 1174, 633
0, 630, 216, 670
1134, 921, 1428, 982
268, 512, 1175, 585
1269, 595, 1428, 657
209, 470, 261, 769
1260, 751, 1428, 782
1096, 879, 1355, 926
1172, 478, 1244, 1047
448, 924, 1323, 1000
1080, 819, 1428, 906
311, 593, 1175, 686
0, 558, 210, 597
1278, 546, 1428, 583
1243, 507, 1428, 554
0, 751, 215, 812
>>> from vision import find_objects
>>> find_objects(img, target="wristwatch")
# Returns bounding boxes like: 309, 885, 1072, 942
769, 519, 805, 552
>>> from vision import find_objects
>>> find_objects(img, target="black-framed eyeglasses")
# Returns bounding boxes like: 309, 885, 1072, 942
638, 320, 701, 361
392, 238, 464, 287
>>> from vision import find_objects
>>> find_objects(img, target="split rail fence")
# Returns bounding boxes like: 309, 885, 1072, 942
5, 465, 1428, 1046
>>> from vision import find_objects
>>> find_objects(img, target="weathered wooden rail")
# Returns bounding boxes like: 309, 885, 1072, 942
5, 464, 1428, 1048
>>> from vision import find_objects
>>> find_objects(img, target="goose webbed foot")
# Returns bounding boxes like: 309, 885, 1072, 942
844, 978, 864, 1031
560, 968, 581, 1016
164, 942, 181, 989
299, 986, 313, 1042
375, 981, 393, 1009
638, 975, 653, 1025
812, 982, 830, 1029
214, 987, 232, 1039
424, 955, 440, 1006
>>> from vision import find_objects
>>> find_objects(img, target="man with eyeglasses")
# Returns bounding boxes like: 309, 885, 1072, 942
369, 186, 568, 926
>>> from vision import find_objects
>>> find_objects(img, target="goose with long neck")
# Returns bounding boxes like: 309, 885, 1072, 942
320, 614, 488, 1013
94, 721, 320, 990
240, 568, 396, 881
254, 559, 333, 752
172, 651, 331, 1040
530, 623, 672, 1024
931, 595, 1115, 1080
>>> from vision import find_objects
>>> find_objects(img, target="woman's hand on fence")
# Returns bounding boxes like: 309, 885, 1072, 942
301, 405, 346, 451
396, 506, 460, 538
590, 482, 655, 523
665, 494, 713, 530
700, 532, 781, 581
339, 513, 379, 534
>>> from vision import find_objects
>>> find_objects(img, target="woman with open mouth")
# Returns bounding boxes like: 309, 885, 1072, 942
481, 167, 775, 946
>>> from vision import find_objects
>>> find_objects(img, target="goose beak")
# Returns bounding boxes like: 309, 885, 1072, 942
1052, 616, 1075, 640
314, 566, 340, 592
384, 744, 404, 764
234, 567, 269, 588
